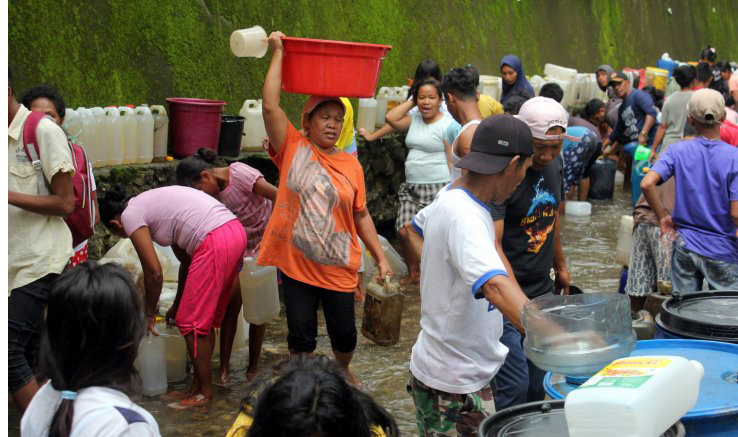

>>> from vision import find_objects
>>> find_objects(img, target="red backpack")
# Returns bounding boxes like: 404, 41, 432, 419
22, 111, 96, 247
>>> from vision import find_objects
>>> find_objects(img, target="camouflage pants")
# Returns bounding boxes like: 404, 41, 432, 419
407, 372, 496, 437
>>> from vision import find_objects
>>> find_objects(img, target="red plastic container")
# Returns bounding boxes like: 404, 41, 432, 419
281, 37, 392, 98
623, 68, 646, 89
166, 98, 226, 158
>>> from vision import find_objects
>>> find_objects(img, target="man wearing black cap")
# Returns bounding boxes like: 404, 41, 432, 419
407, 115, 533, 437
602, 70, 658, 163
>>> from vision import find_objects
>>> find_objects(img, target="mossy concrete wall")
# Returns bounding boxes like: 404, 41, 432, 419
10, 0, 737, 119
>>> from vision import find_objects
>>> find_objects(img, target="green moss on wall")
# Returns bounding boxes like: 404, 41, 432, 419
9, 0, 738, 121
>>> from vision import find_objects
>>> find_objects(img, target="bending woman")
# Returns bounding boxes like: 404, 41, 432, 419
259, 31, 391, 386
177, 148, 277, 383
99, 185, 246, 406
500, 54, 535, 104
384, 78, 453, 288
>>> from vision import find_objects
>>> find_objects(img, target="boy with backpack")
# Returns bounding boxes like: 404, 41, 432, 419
8, 69, 76, 413
21, 84, 99, 266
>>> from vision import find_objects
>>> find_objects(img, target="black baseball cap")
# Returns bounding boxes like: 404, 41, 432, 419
609, 70, 629, 85
455, 114, 534, 175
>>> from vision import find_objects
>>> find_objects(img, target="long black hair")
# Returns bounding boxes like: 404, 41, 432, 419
246, 355, 399, 437
409, 59, 442, 99
582, 98, 605, 120
98, 185, 130, 227
699, 45, 717, 63
176, 147, 219, 187
39, 262, 146, 437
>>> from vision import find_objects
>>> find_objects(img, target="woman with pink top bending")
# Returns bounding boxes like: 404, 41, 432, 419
99, 185, 246, 406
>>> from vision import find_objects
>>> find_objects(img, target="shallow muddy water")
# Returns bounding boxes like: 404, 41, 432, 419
8, 188, 631, 436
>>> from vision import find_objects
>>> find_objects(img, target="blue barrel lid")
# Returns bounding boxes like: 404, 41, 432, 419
544, 339, 738, 420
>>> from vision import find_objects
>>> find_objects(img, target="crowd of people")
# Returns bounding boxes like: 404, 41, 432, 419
7, 32, 738, 437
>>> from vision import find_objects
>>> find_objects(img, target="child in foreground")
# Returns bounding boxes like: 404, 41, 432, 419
21, 262, 161, 437
226, 355, 398, 437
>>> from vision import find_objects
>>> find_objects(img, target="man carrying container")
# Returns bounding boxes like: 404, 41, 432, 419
407, 115, 533, 437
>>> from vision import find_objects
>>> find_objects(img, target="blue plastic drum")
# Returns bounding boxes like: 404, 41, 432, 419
543, 339, 738, 437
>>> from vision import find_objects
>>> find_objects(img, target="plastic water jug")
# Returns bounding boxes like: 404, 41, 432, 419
528, 75, 545, 96
89, 108, 106, 167
565, 355, 703, 437
213, 308, 249, 357
375, 87, 394, 126
357, 98, 377, 133
546, 77, 575, 108
157, 322, 187, 382
645, 67, 669, 91
478, 75, 502, 101
616, 215, 634, 267
75, 107, 95, 166
240, 100, 268, 152
565, 201, 592, 216
523, 293, 636, 377
135, 105, 155, 164
388, 86, 407, 110
150, 105, 168, 162
119, 106, 138, 164
544, 64, 578, 82
657, 57, 679, 79
104, 107, 124, 166
240, 257, 280, 325
361, 235, 410, 283
64, 108, 82, 139
632, 160, 650, 207
134, 333, 167, 396
230, 26, 268, 58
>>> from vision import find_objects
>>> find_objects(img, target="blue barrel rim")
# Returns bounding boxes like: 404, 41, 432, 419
544, 339, 738, 420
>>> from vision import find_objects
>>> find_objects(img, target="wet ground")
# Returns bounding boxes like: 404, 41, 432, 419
8, 186, 631, 436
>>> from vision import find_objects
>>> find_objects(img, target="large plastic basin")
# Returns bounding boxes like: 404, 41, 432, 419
281, 37, 391, 98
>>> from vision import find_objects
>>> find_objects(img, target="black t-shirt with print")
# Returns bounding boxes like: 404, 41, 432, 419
491, 156, 565, 299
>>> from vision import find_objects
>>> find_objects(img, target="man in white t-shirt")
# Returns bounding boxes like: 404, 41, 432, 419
408, 114, 533, 437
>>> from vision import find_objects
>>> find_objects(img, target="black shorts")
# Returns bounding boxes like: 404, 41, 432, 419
8, 274, 58, 392
282, 274, 357, 354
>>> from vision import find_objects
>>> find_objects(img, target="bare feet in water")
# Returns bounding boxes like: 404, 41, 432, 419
345, 368, 363, 389
217, 367, 230, 386
178, 393, 211, 407
399, 276, 420, 292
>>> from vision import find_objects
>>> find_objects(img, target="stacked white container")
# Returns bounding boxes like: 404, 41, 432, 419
104, 107, 124, 166
135, 105, 155, 164
150, 105, 168, 162
375, 87, 394, 127
478, 75, 502, 100
544, 64, 578, 109
119, 106, 138, 164
75, 107, 95, 166
240, 100, 268, 152
357, 98, 378, 133
90, 107, 107, 167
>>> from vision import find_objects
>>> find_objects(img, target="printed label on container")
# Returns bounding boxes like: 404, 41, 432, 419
578, 357, 671, 389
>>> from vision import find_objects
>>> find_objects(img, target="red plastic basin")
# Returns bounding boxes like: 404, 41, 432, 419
167, 98, 226, 158
281, 37, 392, 98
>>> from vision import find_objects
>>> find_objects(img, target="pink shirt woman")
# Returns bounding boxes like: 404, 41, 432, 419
100, 185, 246, 406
